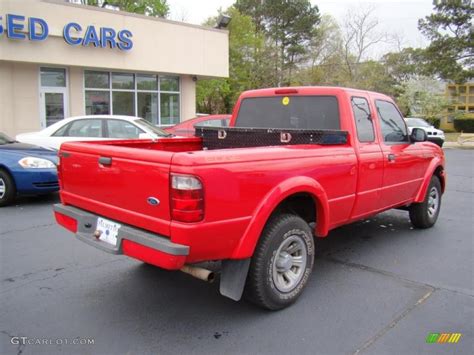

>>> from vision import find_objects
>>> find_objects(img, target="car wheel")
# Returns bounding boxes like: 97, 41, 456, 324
244, 213, 315, 310
409, 176, 441, 229
0, 170, 16, 207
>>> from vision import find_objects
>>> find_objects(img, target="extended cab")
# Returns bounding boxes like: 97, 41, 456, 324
54, 87, 445, 310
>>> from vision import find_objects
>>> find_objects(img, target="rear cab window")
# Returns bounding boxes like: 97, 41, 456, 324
351, 97, 375, 142
235, 96, 340, 130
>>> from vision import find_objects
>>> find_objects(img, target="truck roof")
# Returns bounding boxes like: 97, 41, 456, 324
239, 86, 393, 101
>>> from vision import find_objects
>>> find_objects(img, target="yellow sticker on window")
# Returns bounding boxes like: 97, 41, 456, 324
282, 96, 290, 106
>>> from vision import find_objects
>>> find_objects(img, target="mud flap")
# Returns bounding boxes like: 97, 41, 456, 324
219, 258, 251, 301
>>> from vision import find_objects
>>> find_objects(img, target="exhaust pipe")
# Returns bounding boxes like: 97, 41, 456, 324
180, 265, 215, 283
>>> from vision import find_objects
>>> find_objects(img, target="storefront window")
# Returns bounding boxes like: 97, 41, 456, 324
160, 93, 180, 125
41, 68, 66, 87
137, 74, 158, 91
112, 91, 134, 116
84, 70, 180, 125
85, 91, 110, 115
85, 71, 109, 89
112, 73, 134, 90
160, 76, 179, 92
137, 92, 158, 123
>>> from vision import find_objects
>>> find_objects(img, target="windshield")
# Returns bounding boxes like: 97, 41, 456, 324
0, 133, 15, 145
406, 118, 431, 127
235, 96, 340, 130
135, 119, 172, 136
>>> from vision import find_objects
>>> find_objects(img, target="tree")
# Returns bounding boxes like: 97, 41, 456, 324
236, 0, 320, 86
340, 7, 387, 83
382, 47, 425, 83
86, 0, 169, 17
264, 0, 320, 85
196, 7, 269, 113
396, 78, 447, 118
418, 0, 473, 82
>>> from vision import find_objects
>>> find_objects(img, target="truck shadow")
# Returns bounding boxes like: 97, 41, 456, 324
72, 208, 435, 353
89, 209, 417, 311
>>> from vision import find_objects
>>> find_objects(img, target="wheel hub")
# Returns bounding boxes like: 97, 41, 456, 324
427, 187, 439, 218
276, 252, 293, 272
272, 235, 308, 293
0, 178, 5, 199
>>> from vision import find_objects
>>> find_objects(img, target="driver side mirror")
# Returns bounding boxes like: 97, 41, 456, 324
410, 128, 427, 143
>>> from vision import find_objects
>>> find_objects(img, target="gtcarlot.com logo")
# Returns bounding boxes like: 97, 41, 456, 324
11, 336, 95, 346
426, 333, 462, 344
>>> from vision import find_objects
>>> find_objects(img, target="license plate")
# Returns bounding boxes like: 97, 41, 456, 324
96, 217, 121, 246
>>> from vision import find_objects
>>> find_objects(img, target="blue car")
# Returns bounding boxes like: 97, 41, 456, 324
0, 132, 59, 206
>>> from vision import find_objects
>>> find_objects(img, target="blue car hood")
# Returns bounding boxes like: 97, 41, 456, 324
0, 142, 58, 164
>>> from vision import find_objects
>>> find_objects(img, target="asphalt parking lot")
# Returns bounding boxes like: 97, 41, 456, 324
1, 149, 473, 355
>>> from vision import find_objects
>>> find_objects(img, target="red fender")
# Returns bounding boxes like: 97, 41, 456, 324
414, 157, 445, 203
230, 176, 330, 259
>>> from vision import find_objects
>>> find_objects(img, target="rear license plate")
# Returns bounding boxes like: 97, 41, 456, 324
96, 217, 121, 246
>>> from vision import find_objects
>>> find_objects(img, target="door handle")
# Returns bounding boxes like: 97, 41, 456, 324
387, 154, 396, 162
98, 157, 112, 166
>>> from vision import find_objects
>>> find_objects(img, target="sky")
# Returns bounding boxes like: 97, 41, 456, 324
167, 0, 435, 56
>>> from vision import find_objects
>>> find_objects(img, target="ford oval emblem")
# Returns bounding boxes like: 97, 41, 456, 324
147, 197, 160, 206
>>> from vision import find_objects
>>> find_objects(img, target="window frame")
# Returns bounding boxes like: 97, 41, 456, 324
83, 70, 181, 125
375, 99, 410, 145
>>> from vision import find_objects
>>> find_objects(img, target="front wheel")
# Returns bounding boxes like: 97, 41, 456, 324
409, 176, 442, 228
0, 170, 16, 207
244, 214, 315, 310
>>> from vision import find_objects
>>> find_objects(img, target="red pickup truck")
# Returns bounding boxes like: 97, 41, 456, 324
54, 87, 445, 310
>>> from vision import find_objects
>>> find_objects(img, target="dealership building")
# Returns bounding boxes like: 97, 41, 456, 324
0, 0, 229, 136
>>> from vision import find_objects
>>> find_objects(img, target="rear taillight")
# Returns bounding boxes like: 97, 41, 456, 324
170, 174, 204, 223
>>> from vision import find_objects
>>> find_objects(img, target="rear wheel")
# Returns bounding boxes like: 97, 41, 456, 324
409, 176, 441, 228
244, 214, 314, 310
0, 170, 16, 207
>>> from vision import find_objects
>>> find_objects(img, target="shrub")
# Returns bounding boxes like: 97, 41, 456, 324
425, 117, 440, 128
453, 118, 474, 133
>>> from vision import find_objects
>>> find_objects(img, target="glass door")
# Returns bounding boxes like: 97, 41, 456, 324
39, 68, 69, 128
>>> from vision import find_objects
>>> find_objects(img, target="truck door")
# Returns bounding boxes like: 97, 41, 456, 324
374, 99, 425, 208
349, 96, 384, 219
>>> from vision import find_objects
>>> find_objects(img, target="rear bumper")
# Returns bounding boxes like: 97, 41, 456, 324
53, 204, 189, 270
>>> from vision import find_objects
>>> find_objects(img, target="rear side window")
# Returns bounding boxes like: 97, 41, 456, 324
52, 123, 70, 137
351, 97, 375, 142
375, 100, 408, 143
66, 119, 103, 137
235, 96, 340, 130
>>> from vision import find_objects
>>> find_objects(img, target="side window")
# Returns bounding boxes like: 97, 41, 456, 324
351, 97, 374, 142
194, 119, 229, 128
375, 100, 408, 143
107, 120, 144, 138
66, 119, 103, 137
52, 123, 71, 137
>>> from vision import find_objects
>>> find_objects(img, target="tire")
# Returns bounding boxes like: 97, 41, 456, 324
409, 176, 441, 229
244, 214, 315, 310
0, 170, 16, 207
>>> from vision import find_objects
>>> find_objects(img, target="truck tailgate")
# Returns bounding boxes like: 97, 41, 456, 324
59, 142, 175, 236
